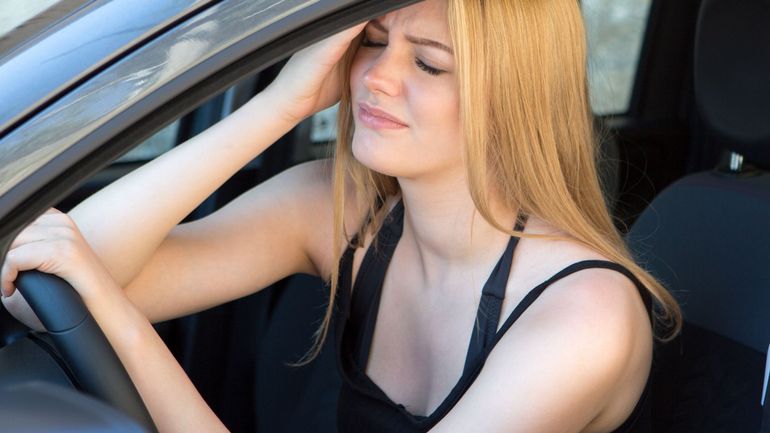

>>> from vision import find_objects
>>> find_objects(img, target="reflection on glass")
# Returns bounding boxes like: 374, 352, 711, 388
116, 120, 180, 163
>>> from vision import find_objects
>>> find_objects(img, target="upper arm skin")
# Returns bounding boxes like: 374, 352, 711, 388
124, 159, 337, 323
431, 270, 653, 433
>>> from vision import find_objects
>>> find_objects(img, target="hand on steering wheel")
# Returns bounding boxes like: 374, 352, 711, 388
1, 209, 157, 432
1, 208, 117, 305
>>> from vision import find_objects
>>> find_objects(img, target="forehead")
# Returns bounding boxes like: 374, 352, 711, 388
377, 0, 449, 37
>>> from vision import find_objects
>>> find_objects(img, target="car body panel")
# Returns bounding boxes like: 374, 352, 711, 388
0, 0, 420, 230
0, 0, 215, 136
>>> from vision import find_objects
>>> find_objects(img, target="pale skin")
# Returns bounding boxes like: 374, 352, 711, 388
0, 1, 652, 432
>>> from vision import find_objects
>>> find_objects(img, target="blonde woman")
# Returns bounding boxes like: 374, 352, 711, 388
1, 0, 680, 432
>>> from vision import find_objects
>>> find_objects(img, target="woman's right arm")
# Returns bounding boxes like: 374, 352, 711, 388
68, 92, 324, 322
70, 88, 302, 289
34, 23, 366, 323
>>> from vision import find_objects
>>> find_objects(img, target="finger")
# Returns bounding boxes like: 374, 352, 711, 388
316, 21, 368, 47
10, 225, 74, 251
1, 260, 18, 298
329, 21, 368, 50
342, 21, 368, 36
33, 211, 71, 227
301, 21, 369, 64
31, 208, 63, 224
1, 242, 58, 297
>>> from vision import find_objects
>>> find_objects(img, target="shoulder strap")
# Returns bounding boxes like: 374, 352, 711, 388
463, 213, 528, 373
348, 200, 405, 368
488, 259, 653, 353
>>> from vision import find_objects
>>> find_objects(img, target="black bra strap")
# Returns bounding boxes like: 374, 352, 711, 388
487, 259, 654, 354
463, 214, 528, 373
349, 201, 405, 368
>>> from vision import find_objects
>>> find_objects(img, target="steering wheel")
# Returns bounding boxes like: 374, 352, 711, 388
15, 271, 157, 433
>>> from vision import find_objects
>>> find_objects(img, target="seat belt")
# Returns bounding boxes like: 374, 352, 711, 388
760, 344, 770, 432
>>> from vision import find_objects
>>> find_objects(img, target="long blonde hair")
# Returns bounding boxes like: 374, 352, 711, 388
305, 0, 681, 362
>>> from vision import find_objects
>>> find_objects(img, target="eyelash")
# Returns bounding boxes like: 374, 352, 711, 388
360, 37, 444, 76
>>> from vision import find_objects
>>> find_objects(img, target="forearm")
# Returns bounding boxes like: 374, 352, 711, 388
69, 88, 295, 287
85, 278, 228, 433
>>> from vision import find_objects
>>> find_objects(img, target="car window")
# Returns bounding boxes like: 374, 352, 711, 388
582, 0, 653, 115
304, 104, 339, 160
115, 120, 179, 163
113, 78, 261, 165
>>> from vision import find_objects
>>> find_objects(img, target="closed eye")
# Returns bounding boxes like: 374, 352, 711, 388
415, 59, 443, 76
361, 36, 445, 76
361, 36, 386, 48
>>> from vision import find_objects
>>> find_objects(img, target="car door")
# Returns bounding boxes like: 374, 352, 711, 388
0, 1, 418, 431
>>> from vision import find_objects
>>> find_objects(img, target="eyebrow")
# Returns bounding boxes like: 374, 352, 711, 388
369, 19, 454, 55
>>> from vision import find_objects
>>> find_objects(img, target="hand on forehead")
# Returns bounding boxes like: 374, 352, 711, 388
370, 0, 452, 52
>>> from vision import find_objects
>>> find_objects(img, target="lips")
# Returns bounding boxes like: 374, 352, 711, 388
357, 103, 408, 130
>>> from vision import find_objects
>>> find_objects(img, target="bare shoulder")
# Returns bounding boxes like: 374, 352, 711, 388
434, 228, 653, 433
516, 265, 654, 432
263, 159, 368, 278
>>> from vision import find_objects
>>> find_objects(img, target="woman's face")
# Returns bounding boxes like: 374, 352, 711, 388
349, 0, 461, 181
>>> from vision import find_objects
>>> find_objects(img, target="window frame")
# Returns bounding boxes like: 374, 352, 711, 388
0, 0, 420, 244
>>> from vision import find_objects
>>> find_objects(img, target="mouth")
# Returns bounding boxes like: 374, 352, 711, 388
357, 103, 408, 130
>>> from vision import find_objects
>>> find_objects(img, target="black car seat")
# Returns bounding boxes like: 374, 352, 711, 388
625, 0, 770, 432
252, 274, 340, 433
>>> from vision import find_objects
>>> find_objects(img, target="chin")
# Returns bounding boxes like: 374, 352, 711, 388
349, 127, 459, 181
350, 128, 407, 178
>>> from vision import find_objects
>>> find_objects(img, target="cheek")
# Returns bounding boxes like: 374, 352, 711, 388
408, 80, 462, 151
348, 52, 368, 99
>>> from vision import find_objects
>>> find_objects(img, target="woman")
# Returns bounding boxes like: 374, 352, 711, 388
1, 0, 680, 432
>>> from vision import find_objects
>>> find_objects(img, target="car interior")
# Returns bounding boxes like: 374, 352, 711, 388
0, 0, 768, 432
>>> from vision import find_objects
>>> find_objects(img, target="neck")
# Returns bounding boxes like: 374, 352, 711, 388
396, 170, 518, 284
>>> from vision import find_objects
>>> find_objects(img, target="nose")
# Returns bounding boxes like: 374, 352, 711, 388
361, 48, 403, 97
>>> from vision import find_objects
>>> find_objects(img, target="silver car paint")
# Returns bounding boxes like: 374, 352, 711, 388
0, 0, 340, 205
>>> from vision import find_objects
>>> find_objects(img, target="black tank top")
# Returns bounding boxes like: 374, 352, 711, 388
334, 201, 652, 432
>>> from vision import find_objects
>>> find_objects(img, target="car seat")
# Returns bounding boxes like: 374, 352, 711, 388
625, 0, 770, 432
252, 274, 340, 433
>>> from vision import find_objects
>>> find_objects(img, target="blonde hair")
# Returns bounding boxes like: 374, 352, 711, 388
304, 0, 681, 362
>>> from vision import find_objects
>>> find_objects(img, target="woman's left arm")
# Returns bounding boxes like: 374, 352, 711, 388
430, 273, 652, 433
1, 209, 229, 433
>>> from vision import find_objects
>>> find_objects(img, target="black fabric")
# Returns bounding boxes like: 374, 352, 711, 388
254, 274, 341, 433
649, 322, 763, 433
626, 170, 770, 433
763, 376, 770, 432
694, 0, 770, 166
349, 201, 406, 369
335, 203, 654, 433
627, 171, 770, 353
463, 213, 527, 374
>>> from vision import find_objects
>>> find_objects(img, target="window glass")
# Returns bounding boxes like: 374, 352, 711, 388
115, 120, 179, 163
582, 0, 653, 115
310, 104, 339, 143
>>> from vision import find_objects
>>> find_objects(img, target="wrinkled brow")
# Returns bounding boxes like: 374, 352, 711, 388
369, 19, 454, 55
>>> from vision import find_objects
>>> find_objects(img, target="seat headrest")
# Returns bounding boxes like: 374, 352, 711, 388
694, 0, 770, 166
